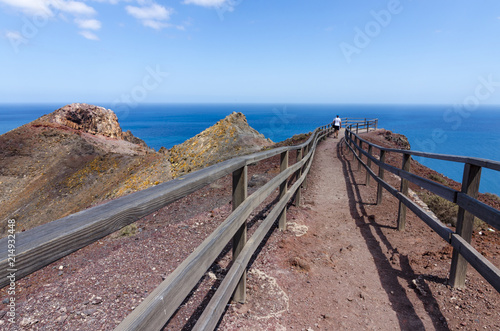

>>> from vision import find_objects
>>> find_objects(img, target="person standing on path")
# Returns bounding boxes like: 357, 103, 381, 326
333, 115, 341, 138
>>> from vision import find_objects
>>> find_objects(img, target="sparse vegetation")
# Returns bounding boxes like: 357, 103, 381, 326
428, 173, 447, 185
418, 191, 487, 231
418, 191, 458, 226
484, 192, 500, 203
115, 223, 137, 237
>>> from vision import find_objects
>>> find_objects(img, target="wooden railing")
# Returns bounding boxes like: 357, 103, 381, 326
0, 120, 357, 330
343, 118, 378, 134
343, 126, 500, 293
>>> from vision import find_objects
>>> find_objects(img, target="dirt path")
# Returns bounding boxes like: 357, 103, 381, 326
220, 133, 450, 330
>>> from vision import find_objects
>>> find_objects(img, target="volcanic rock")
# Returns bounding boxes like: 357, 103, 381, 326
40, 103, 124, 138
169, 112, 273, 177
0, 104, 171, 237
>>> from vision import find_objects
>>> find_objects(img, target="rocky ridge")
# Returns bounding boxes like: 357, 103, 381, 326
36, 103, 148, 150
0, 105, 273, 236
169, 112, 273, 177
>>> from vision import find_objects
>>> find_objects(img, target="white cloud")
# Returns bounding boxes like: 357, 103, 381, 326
0, 0, 51, 15
89, 0, 128, 4
142, 19, 169, 30
0, 0, 95, 16
183, 0, 227, 7
0, 0, 102, 40
52, 0, 96, 16
125, 3, 171, 21
75, 18, 101, 30
79, 30, 99, 40
125, 3, 173, 29
4, 30, 24, 41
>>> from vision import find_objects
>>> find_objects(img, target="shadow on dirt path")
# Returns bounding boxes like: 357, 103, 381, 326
338, 139, 449, 331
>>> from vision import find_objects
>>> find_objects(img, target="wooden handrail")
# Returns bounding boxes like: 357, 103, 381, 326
0, 125, 324, 289
344, 125, 500, 293
0, 118, 376, 330
115, 127, 330, 330
0, 117, 361, 330
351, 129, 500, 172
193, 133, 322, 330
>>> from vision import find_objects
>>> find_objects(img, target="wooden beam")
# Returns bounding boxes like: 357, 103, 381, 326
397, 153, 411, 231
279, 151, 289, 230
366, 145, 373, 186
0, 125, 329, 289
456, 193, 500, 231
302, 145, 310, 189
376, 150, 386, 205
450, 163, 482, 288
356, 145, 458, 203
352, 132, 500, 172
358, 140, 363, 171
232, 165, 248, 303
450, 234, 500, 293
294, 148, 303, 207
193, 155, 312, 331
115, 155, 308, 330
397, 192, 453, 242
0, 157, 246, 289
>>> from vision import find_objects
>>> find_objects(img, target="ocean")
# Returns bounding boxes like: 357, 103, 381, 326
1, 103, 499, 196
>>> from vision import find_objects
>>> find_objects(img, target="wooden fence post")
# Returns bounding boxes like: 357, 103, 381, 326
358, 140, 363, 171
349, 131, 354, 159
303, 145, 309, 189
376, 150, 386, 205
351, 135, 355, 160
232, 165, 247, 303
279, 151, 289, 230
397, 153, 411, 231
294, 148, 303, 207
356, 123, 359, 134
449, 163, 482, 288
375, 119, 378, 130
366, 145, 373, 186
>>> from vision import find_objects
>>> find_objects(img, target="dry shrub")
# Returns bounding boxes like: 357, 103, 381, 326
418, 192, 458, 226
428, 173, 448, 185
484, 192, 500, 203
418, 192, 487, 231
113, 223, 137, 238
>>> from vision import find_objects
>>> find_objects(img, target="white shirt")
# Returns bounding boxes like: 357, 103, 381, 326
334, 117, 341, 126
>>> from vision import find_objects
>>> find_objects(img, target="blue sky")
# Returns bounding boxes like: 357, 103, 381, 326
1, 0, 500, 104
